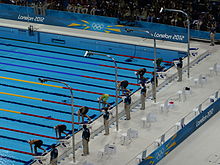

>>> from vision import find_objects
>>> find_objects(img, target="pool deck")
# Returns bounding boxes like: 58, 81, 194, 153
59, 41, 218, 165
0, 18, 219, 165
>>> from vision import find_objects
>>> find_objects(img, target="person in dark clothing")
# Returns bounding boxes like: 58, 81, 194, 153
135, 68, 146, 79
78, 106, 92, 123
103, 107, 110, 135
118, 80, 130, 95
156, 58, 165, 72
82, 124, 90, 156
50, 144, 58, 165
27, 139, 46, 154
98, 94, 110, 108
54, 124, 68, 139
176, 57, 183, 82
210, 23, 216, 46
135, 68, 148, 84
124, 92, 131, 120
140, 82, 147, 110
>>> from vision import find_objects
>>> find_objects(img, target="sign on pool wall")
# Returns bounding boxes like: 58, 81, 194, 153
151, 32, 185, 42
139, 98, 220, 165
17, 14, 45, 23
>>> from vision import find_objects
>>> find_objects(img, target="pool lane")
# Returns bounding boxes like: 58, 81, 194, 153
0, 38, 185, 165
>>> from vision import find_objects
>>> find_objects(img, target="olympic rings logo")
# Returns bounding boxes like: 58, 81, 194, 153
91, 23, 104, 31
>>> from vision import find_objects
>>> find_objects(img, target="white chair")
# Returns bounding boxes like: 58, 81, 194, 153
175, 122, 182, 130
175, 118, 185, 130
154, 134, 165, 147
193, 104, 202, 116
136, 150, 147, 163
154, 138, 161, 147
209, 96, 216, 103
104, 144, 116, 155
127, 128, 138, 139
147, 112, 157, 123
120, 133, 131, 145
108, 144, 117, 154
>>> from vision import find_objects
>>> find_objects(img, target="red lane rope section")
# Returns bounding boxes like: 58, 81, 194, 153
0, 147, 35, 156
21, 112, 80, 124
42, 99, 101, 111
62, 87, 120, 98
100, 64, 152, 73
0, 127, 58, 139
82, 75, 139, 86
114, 53, 173, 64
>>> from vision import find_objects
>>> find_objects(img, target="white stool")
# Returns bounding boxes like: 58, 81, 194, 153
168, 101, 174, 109
193, 107, 199, 115
209, 96, 216, 103
160, 104, 165, 112
136, 150, 147, 163
175, 122, 182, 130
154, 134, 165, 147
177, 90, 182, 102
154, 138, 161, 147
184, 87, 191, 95
141, 117, 147, 128
209, 67, 214, 76
194, 78, 199, 86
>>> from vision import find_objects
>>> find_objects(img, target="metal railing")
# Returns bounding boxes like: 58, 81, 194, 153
126, 89, 220, 165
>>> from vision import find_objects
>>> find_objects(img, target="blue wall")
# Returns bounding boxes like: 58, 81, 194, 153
0, 25, 186, 59
1, 4, 219, 43
139, 98, 220, 165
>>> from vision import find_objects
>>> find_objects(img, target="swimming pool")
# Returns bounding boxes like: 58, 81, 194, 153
0, 37, 186, 164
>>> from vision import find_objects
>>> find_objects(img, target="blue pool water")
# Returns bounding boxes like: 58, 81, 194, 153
0, 38, 186, 164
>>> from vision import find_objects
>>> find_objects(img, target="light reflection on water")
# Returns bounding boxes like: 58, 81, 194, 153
0, 150, 15, 165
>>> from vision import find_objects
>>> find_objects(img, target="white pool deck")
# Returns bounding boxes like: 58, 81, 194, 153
0, 18, 219, 165
158, 109, 220, 165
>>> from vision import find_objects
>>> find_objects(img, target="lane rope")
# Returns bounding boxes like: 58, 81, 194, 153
0, 76, 120, 97
0, 126, 58, 139
0, 92, 101, 111
0, 147, 35, 156
0, 108, 80, 124
0, 62, 139, 86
